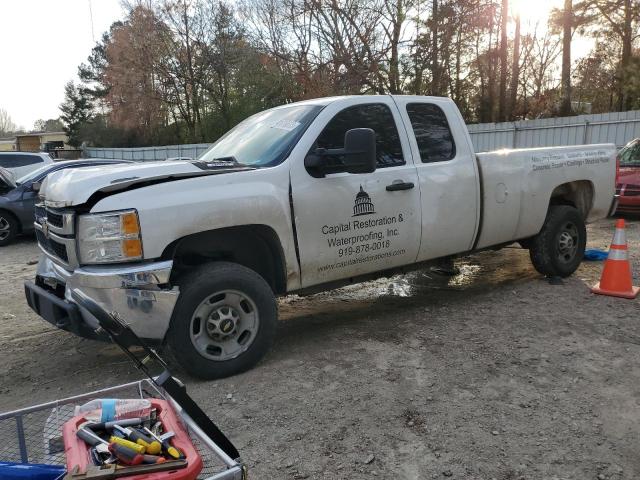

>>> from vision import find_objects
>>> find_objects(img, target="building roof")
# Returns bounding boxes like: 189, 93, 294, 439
15, 131, 66, 137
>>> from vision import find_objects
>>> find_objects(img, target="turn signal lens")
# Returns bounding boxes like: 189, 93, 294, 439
121, 212, 140, 235
122, 238, 143, 258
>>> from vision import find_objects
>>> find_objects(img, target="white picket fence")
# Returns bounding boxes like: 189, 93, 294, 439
85, 109, 640, 160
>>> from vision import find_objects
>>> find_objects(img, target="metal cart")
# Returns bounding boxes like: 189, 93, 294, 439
0, 378, 245, 479
0, 289, 246, 480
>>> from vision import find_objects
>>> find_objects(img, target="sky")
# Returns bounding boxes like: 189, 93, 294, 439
0, 0, 124, 130
0, 0, 594, 131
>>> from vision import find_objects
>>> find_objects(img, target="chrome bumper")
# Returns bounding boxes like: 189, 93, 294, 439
36, 256, 179, 341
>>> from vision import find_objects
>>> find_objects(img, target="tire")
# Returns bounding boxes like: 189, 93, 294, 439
0, 211, 18, 247
529, 205, 586, 278
167, 261, 278, 379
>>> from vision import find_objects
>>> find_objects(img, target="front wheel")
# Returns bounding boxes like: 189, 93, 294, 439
529, 205, 586, 278
0, 211, 18, 247
167, 261, 278, 379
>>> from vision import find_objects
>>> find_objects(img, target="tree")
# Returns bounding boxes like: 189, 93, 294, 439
575, 0, 640, 110
498, 0, 508, 121
102, 6, 167, 143
59, 82, 92, 147
431, 0, 440, 95
0, 108, 17, 136
559, 0, 573, 115
78, 22, 124, 103
33, 118, 64, 132
506, 11, 521, 120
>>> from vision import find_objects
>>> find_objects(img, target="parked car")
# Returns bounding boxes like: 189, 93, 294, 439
0, 159, 131, 246
615, 138, 640, 215
26, 95, 616, 379
0, 152, 54, 179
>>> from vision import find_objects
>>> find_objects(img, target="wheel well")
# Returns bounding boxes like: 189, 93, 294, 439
549, 181, 594, 219
0, 209, 20, 232
163, 225, 287, 294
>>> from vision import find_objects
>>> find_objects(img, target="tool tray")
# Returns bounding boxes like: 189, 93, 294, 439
0, 379, 244, 479
63, 398, 203, 479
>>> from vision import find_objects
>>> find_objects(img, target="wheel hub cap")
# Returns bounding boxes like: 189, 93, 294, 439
0, 217, 10, 241
206, 306, 239, 338
189, 290, 259, 361
557, 222, 579, 263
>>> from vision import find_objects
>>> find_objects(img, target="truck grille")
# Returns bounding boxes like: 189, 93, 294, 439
35, 229, 70, 263
46, 211, 64, 228
34, 204, 76, 267
34, 204, 46, 221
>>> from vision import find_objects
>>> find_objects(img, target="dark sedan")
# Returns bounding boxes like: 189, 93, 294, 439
0, 159, 131, 246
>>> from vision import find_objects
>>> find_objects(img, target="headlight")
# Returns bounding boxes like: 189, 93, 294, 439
78, 210, 143, 264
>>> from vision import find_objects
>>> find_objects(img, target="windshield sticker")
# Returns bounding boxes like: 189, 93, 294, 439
269, 120, 301, 131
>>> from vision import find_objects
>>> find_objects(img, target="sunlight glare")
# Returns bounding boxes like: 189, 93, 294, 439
511, 0, 561, 29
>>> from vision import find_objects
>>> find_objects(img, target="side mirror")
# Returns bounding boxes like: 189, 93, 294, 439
31, 181, 42, 192
342, 128, 377, 174
304, 128, 377, 177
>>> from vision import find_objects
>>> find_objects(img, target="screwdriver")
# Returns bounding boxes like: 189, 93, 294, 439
86, 418, 143, 431
76, 426, 110, 454
142, 454, 167, 464
143, 427, 182, 459
113, 425, 161, 455
108, 443, 144, 465
109, 435, 146, 454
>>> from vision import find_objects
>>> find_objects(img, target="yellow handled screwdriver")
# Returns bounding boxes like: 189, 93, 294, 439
113, 425, 161, 455
109, 435, 146, 454
143, 427, 182, 459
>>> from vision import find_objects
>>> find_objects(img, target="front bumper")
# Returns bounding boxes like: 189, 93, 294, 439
25, 256, 179, 342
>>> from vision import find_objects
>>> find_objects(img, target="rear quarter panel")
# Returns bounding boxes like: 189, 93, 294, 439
475, 144, 616, 249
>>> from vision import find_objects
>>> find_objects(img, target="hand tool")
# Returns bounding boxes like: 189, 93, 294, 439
76, 426, 110, 454
143, 427, 182, 459
108, 443, 144, 466
86, 418, 143, 431
141, 454, 166, 464
64, 459, 189, 479
108, 435, 146, 454
112, 425, 161, 454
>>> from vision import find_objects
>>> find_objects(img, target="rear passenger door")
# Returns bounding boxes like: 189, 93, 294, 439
290, 98, 422, 287
393, 97, 480, 261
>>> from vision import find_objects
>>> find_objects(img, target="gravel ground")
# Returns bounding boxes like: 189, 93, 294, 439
1, 218, 639, 479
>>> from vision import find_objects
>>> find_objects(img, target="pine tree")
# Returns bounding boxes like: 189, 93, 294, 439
59, 82, 92, 147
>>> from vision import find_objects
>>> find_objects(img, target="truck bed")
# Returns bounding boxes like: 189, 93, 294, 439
474, 144, 617, 249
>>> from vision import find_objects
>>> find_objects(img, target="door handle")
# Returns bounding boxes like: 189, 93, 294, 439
386, 181, 415, 191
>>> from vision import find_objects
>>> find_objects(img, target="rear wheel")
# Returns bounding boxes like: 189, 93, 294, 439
0, 212, 18, 247
168, 261, 278, 379
529, 205, 586, 277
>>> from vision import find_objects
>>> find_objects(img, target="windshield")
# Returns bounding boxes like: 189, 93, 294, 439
619, 140, 640, 167
16, 163, 54, 184
198, 104, 323, 167
0, 167, 16, 188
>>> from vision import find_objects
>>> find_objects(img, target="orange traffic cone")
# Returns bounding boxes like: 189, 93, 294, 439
591, 219, 639, 299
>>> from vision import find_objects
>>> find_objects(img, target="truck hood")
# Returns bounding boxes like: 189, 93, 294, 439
40, 159, 253, 207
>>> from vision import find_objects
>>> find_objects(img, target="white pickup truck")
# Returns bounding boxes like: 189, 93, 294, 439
25, 95, 617, 378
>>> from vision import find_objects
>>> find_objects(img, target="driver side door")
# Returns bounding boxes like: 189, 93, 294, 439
290, 98, 422, 288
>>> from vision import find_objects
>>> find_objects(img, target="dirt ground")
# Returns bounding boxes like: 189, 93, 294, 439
1, 218, 639, 479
